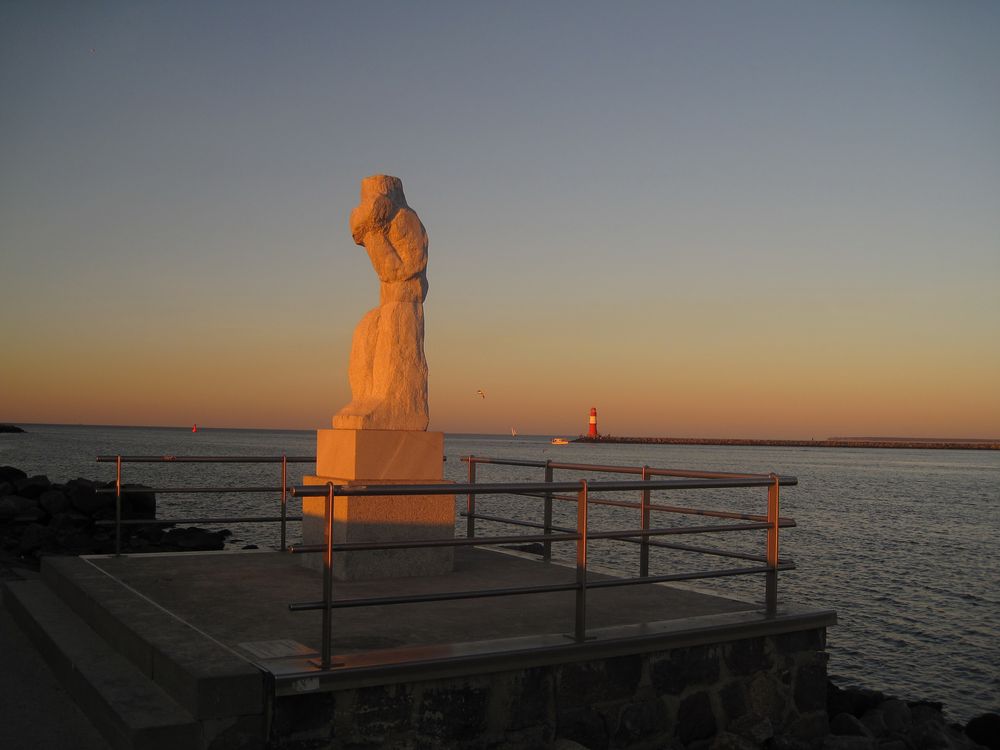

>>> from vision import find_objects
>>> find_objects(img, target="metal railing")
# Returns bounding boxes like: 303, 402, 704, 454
462, 456, 793, 575
288, 461, 797, 670
95, 454, 314, 554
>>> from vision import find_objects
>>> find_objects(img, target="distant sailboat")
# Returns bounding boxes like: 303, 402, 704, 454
192, 424, 198, 433
511, 427, 517, 438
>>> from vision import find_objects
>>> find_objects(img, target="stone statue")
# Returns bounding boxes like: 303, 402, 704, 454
333, 175, 430, 431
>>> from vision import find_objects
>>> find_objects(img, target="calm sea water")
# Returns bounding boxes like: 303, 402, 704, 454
2, 424, 997, 722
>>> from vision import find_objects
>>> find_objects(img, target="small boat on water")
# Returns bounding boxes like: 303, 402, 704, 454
192, 424, 198, 433
550, 437, 569, 445
511, 427, 518, 438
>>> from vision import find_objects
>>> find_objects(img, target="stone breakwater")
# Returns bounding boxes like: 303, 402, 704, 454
820, 682, 997, 750
573, 437, 1000, 451
0, 465, 230, 568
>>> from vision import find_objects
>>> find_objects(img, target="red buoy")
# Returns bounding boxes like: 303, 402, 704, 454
588, 407, 598, 438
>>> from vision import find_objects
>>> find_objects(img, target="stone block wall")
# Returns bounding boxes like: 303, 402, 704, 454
269, 628, 829, 749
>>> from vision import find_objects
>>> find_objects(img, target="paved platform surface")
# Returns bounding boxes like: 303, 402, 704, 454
2, 548, 834, 748
86, 547, 758, 659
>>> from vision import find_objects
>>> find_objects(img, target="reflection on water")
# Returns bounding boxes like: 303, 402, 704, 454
2, 425, 997, 721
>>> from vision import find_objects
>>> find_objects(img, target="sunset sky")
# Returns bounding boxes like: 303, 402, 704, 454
2, 2, 998, 438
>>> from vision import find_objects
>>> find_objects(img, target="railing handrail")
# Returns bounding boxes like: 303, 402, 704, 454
97, 455, 314, 463
289, 475, 796, 497
462, 455, 782, 481
97, 486, 291, 494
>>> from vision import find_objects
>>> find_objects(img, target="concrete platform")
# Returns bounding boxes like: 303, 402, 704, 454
5, 547, 836, 749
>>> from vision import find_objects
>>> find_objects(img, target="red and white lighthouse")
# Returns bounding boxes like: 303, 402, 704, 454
588, 407, 598, 438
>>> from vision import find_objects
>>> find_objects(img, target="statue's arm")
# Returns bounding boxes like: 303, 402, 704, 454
366, 210, 428, 282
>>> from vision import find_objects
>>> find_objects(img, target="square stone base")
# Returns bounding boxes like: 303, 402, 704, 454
301, 429, 454, 581
302, 476, 455, 580
315, 429, 444, 480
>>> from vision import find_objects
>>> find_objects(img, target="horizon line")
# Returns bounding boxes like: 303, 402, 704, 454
4, 422, 999, 443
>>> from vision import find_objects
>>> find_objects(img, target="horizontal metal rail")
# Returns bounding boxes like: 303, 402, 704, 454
511, 488, 793, 525
290, 476, 795, 498
462, 455, 789, 482
290, 521, 775, 555
463, 511, 792, 564
97, 455, 314, 463
97, 486, 289, 494
96, 516, 303, 526
289, 531, 580, 554
289, 563, 796, 612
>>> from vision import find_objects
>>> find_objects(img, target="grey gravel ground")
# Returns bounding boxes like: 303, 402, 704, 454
0, 563, 111, 750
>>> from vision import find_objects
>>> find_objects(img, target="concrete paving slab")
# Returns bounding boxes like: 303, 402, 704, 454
84, 547, 757, 656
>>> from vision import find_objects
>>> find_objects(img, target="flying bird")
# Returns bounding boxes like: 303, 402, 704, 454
476, 389, 486, 399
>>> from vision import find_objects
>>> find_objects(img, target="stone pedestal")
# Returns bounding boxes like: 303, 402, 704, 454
301, 429, 454, 580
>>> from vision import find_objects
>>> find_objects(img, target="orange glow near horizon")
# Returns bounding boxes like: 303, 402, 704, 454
5, 311, 996, 439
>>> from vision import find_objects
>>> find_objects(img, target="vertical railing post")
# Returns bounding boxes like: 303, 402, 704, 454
640, 466, 651, 577
466, 457, 477, 538
766, 473, 780, 615
321, 482, 335, 669
114, 455, 122, 556
280, 454, 288, 551
574, 480, 588, 642
543, 461, 553, 561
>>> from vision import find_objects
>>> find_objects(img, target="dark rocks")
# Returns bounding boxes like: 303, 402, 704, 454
677, 691, 718, 745
19, 523, 55, 553
795, 663, 829, 712
558, 707, 608, 750
859, 708, 888, 737
725, 637, 773, 677
966, 713, 1000, 750
652, 644, 721, 695
613, 697, 669, 745
347, 683, 413, 744
0, 465, 230, 566
730, 714, 774, 745
65, 478, 105, 514
0, 496, 21, 520
831, 712, 873, 738
880, 699, 912, 733
39, 489, 71, 515
0, 495, 40, 520
120, 483, 156, 519
0, 465, 28, 483
828, 681, 886, 719
161, 527, 226, 551
821, 736, 876, 750
417, 683, 490, 743
826, 681, 991, 750
14, 475, 51, 499
0, 424, 26, 433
